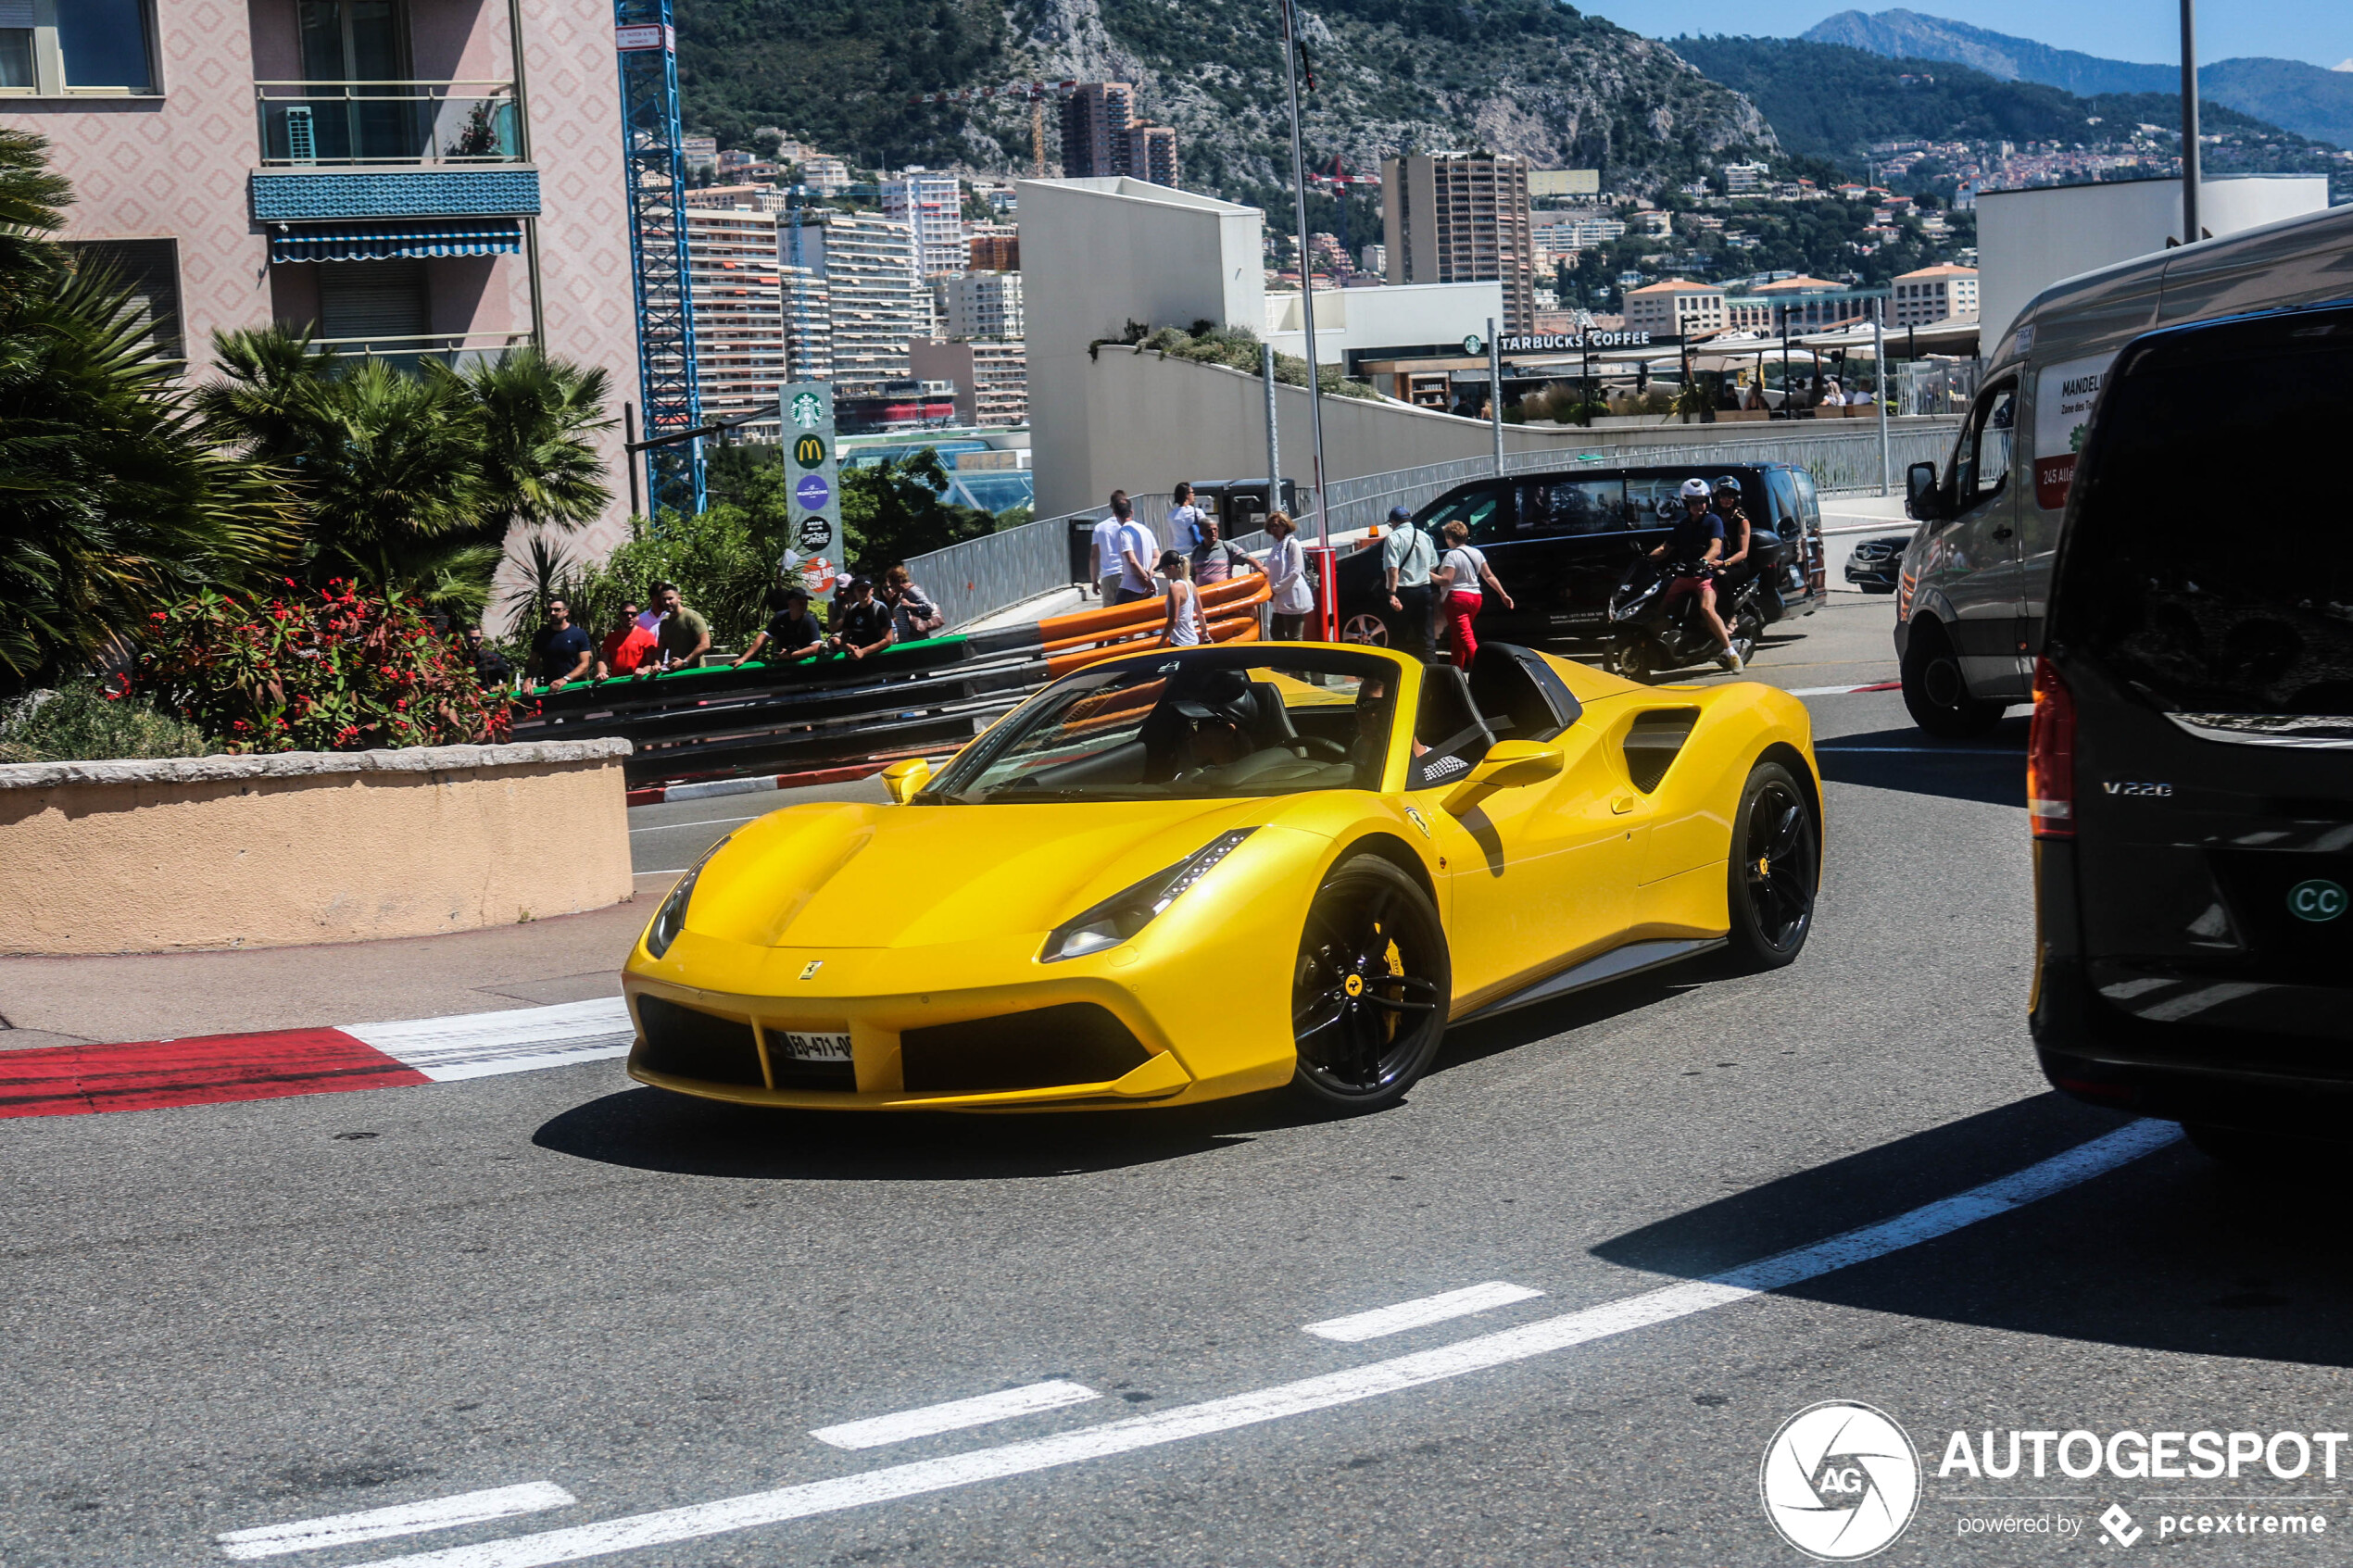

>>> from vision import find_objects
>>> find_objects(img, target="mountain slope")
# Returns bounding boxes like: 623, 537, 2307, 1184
1803, 8, 2353, 148
673, 0, 1776, 205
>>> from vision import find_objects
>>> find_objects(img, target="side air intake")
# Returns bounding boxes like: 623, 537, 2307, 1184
1623, 709, 1700, 793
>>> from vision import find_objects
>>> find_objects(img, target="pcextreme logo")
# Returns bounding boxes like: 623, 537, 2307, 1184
1761, 1401, 1922, 1561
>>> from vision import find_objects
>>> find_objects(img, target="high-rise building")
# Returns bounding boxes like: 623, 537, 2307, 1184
684, 184, 793, 214
882, 168, 965, 281
1122, 124, 1178, 189
800, 212, 931, 389
966, 224, 1020, 271
946, 270, 1023, 340
1060, 83, 1135, 179
669, 208, 786, 442
909, 338, 1028, 427
1380, 153, 1537, 334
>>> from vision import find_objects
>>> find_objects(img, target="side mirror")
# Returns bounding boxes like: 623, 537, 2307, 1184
1444, 740, 1562, 812
880, 757, 931, 804
1905, 461, 1944, 522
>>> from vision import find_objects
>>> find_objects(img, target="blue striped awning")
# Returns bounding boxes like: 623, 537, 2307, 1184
270, 222, 523, 263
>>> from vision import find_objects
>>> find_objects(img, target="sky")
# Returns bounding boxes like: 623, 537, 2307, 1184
1572, 1, 2353, 70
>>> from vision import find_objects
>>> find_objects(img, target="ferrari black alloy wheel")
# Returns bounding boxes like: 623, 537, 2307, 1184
1726, 760, 1818, 969
1291, 856, 1452, 1111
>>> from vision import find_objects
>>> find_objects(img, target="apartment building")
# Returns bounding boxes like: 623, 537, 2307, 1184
1891, 263, 1980, 325
1531, 211, 1626, 260
966, 223, 1019, 271
780, 261, 832, 383
1722, 162, 1770, 195
674, 207, 785, 441
945, 270, 1022, 340
1124, 124, 1177, 189
908, 338, 1027, 427
800, 211, 930, 389
680, 134, 718, 176
882, 168, 964, 281
0, 0, 638, 540
1059, 83, 1179, 187
684, 183, 792, 214
1623, 279, 1727, 336
1380, 152, 1537, 333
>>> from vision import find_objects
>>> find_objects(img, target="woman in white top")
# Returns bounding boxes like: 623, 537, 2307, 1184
1265, 512, 1315, 640
1159, 550, 1201, 647
1165, 483, 1206, 553
1434, 519, 1514, 668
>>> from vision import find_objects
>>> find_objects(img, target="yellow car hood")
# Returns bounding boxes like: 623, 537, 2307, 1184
684, 796, 1302, 950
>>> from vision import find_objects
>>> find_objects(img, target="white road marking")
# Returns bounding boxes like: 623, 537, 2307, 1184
217, 1483, 576, 1559
1303, 1282, 1544, 1342
627, 815, 760, 834
344, 998, 635, 1082
811, 1381, 1102, 1450
354, 1121, 2181, 1568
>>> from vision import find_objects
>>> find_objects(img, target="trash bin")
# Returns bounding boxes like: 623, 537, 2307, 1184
1067, 516, 1101, 585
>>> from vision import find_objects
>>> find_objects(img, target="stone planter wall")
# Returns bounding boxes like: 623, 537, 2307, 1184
0, 739, 634, 954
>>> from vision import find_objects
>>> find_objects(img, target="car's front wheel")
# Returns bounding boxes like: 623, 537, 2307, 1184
1290, 856, 1451, 1112
1725, 760, 1818, 969
1901, 618, 2005, 737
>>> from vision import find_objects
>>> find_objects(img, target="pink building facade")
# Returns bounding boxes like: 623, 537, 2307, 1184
0, 0, 643, 566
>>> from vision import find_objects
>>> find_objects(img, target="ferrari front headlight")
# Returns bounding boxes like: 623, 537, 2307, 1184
644, 837, 729, 959
1039, 829, 1257, 963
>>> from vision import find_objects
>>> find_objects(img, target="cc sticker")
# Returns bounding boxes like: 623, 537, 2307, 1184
2287, 879, 2347, 923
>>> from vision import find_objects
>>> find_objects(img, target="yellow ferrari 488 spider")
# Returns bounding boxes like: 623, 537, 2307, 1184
623, 642, 1820, 1113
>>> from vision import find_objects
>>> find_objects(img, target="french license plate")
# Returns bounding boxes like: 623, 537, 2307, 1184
772, 1030, 852, 1063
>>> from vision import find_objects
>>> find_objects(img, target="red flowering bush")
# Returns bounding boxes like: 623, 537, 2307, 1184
137, 581, 509, 753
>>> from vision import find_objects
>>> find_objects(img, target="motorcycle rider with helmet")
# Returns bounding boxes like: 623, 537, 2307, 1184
1648, 477, 1743, 672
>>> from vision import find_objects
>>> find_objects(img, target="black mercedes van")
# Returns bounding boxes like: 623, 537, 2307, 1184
2029, 298, 2353, 1160
1332, 462, 1827, 648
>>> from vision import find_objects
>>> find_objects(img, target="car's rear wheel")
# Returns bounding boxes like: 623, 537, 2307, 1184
1726, 760, 1818, 969
1901, 618, 2005, 737
1340, 611, 1390, 646
1290, 856, 1450, 1112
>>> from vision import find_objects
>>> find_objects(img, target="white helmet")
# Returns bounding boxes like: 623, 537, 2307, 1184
1680, 478, 1711, 500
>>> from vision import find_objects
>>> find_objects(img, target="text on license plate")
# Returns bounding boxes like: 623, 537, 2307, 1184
773, 1030, 852, 1062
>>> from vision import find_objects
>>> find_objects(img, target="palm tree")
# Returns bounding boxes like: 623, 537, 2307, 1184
465, 347, 615, 546
0, 132, 296, 685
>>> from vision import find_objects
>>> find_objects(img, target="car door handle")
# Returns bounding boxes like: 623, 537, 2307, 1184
1611, 795, 1636, 815
1991, 526, 2013, 540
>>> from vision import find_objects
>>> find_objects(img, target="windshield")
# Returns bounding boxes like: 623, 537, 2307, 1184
923, 649, 1400, 802
2057, 332, 2353, 717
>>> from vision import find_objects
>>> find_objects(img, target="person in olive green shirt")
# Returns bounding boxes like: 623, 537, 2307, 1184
647, 581, 711, 673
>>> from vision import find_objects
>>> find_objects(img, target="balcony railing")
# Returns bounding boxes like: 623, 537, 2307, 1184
311, 330, 536, 368
256, 81, 522, 168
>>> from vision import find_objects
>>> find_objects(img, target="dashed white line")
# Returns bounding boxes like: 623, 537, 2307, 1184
811, 1380, 1102, 1449
217, 1483, 576, 1560
353, 1120, 2182, 1568
1303, 1281, 1544, 1342
344, 997, 634, 1082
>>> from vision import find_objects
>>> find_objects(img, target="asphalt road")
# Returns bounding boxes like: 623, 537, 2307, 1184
10, 598, 2348, 1568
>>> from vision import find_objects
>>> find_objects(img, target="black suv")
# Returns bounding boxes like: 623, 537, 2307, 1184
2029, 298, 2353, 1160
1333, 462, 1827, 647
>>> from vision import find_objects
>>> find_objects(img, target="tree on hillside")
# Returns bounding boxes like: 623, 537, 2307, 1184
841, 449, 995, 571
0, 130, 296, 686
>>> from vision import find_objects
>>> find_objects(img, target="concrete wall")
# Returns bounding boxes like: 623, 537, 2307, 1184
0, 740, 633, 954
1978, 174, 2331, 342
1018, 177, 1266, 518
1263, 281, 1503, 367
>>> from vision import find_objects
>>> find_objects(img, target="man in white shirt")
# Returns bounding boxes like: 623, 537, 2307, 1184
1089, 492, 1133, 601
1114, 508, 1161, 605
1166, 483, 1206, 554
1379, 505, 1437, 656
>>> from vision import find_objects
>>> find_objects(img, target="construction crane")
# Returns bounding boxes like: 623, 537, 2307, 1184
906, 81, 1078, 177
1306, 156, 1378, 277
615, 0, 706, 515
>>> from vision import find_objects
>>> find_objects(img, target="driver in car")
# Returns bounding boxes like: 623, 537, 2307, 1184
1650, 477, 1743, 673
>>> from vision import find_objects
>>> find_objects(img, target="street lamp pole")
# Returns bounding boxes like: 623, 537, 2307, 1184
1277, 0, 1329, 546
2179, 0, 2201, 244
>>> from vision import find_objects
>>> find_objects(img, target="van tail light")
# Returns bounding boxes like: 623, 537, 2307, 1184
2027, 657, 2075, 838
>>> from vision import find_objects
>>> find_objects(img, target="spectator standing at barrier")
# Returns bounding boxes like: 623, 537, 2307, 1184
596, 597, 657, 680
464, 626, 512, 691
1114, 504, 1160, 607
1159, 550, 1201, 647
1089, 493, 1132, 602
1434, 520, 1514, 669
648, 582, 711, 672
528, 597, 594, 690
735, 587, 826, 667
828, 576, 896, 660
1380, 505, 1438, 657
1166, 483, 1207, 553
1266, 513, 1314, 640
881, 564, 944, 642
1188, 510, 1260, 587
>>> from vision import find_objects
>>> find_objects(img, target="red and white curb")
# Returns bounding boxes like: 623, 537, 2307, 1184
1785, 680, 1902, 697
625, 762, 884, 808
0, 997, 633, 1120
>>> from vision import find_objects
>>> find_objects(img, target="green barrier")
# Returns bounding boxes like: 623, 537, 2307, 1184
520, 633, 972, 700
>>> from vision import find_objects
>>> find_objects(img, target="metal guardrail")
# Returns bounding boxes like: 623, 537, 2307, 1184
907, 423, 1963, 631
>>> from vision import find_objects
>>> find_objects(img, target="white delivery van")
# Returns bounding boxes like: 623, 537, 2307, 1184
1894, 202, 2353, 735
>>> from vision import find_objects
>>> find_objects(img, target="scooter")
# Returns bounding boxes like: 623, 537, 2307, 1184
1604, 556, 1763, 683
